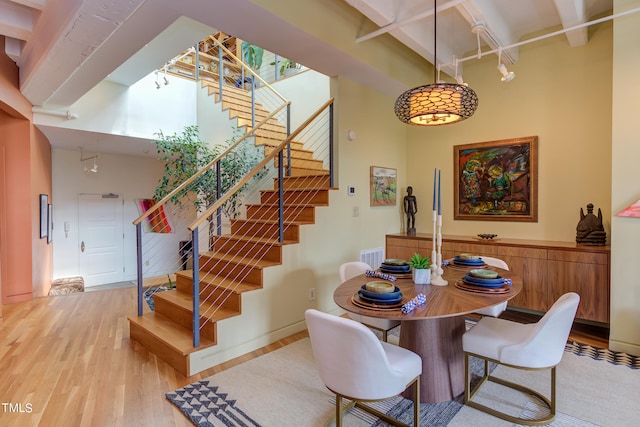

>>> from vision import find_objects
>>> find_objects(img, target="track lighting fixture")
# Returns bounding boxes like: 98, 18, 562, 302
497, 49, 515, 82
80, 148, 99, 174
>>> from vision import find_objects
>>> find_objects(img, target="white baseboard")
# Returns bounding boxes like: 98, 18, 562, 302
188, 320, 308, 376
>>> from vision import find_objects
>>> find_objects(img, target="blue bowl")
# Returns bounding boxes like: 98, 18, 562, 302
360, 285, 402, 300
462, 276, 505, 288
357, 291, 403, 305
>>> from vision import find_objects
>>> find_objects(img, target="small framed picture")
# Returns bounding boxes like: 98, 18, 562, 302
40, 194, 48, 239
47, 204, 53, 243
370, 166, 397, 206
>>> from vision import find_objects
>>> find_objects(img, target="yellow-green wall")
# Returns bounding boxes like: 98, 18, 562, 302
611, 0, 640, 355
406, 22, 612, 242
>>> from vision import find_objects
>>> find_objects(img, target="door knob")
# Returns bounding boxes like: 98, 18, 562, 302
81, 241, 85, 252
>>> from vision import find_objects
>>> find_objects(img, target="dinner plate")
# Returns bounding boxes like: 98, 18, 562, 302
379, 264, 411, 273
357, 291, 403, 305
462, 277, 506, 288
382, 259, 408, 266
454, 256, 484, 263
454, 259, 485, 267
360, 285, 401, 300
469, 269, 499, 279
463, 274, 504, 284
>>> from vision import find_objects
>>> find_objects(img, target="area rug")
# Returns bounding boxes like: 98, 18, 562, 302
166, 338, 639, 426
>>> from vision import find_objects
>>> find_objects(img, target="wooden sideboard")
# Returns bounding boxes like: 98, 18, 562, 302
386, 233, 610, 324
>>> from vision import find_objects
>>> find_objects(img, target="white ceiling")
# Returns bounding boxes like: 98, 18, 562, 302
0, 0, 619, 156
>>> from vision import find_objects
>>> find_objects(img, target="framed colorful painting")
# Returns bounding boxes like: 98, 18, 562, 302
370, 166, 397, 206
453, 136, 538, 222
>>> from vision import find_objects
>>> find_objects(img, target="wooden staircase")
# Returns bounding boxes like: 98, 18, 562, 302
128, 82, 334, 376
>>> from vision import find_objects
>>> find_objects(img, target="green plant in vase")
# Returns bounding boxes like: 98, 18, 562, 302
408, 253, 431, 284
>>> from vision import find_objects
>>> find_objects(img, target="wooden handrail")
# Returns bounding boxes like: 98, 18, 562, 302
188, 98, 334, 231
132, 101, 290, 226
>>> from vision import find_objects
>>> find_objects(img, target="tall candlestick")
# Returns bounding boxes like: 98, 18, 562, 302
437, 170, 441, 215
432, 168, 436, 211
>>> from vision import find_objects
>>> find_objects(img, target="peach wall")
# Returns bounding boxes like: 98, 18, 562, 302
0, 37, 52, 303
31, 125, 52, 297
0, 115, 33, 303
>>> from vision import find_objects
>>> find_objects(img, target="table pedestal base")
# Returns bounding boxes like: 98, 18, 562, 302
400, 316, 466, 403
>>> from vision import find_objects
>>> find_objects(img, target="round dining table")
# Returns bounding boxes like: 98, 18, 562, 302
333, 265, 522, 403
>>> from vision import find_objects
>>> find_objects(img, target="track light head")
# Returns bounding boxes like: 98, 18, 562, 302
497, 63, 515, 82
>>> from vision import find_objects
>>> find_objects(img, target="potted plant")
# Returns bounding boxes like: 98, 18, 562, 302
270, 57, 300, 77
408, 252, 431, 285
241, 42, 264, 70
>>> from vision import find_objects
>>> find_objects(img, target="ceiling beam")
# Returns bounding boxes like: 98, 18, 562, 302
553, 0, 588, 46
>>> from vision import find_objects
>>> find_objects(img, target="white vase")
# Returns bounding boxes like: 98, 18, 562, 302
412, 268, 431, 285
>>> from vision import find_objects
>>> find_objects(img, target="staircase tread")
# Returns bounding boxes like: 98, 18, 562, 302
153, 289, 240, 322
128, 313, 215, 355
214, 234, 288, 245
176, 270, 263, 292
200, 251, 282, 268
245, 203, 320, 208
232, 217, 307, 225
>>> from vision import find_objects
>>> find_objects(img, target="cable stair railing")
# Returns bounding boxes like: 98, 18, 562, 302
130, 95, 335, 375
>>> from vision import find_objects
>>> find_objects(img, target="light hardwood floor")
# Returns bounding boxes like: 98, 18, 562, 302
0, 286, 307, 426
0, 286, 607, 426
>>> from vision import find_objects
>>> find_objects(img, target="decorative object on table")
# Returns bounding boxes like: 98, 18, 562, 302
365, 281, 396, 293
469, 269, 498, 279
616, 199, 640, 217
370, 166, 397, 206
360, 284, 402, 300
353, 285, 404, 308
365, 270, 397, 282
408, 252, 431, 285
576, 203, 607, 245
476, 233, 498, 240
452, 255, 486, 268
401, 293, 427, 314
379, 259, 411, 276
430, 168, 448, 286
453, 136, 538, 222
404, 186, 417, 235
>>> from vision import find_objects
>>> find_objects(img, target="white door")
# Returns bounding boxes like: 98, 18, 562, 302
79, 194, 124, 287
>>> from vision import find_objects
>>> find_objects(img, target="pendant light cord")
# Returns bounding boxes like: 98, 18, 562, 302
433, 0, 437, 83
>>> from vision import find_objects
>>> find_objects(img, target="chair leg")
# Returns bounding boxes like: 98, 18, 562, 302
413, 375, 420, 427
464, 353, 557, 426
382, 329, 388, 342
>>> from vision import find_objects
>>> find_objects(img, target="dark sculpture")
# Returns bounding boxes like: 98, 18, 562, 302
404, 186, 417, 235
576, 203, 606, 246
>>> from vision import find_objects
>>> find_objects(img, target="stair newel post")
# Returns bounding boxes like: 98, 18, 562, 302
136, 222, 143, 316
191, 228, 201, 348
194, 43, 200, 82
217, 42, 224, 98
329, 102, 335, 188
216, 159, 222, 237
286, 104, 291, 176
278, 150, 285, 243
251, 77, 256, 129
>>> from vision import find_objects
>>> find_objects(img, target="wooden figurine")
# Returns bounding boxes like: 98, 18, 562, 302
576, 203, 606, 245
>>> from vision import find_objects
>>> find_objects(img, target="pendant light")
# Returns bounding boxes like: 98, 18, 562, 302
394, 0, 478, 126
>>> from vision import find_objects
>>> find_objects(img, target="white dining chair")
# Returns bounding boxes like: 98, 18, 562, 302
305, 309, 422, 427
339, 261, 401, 342
474, 256, 509, 317
462, 292, 580, 425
